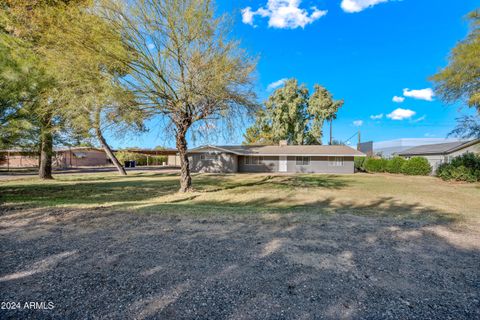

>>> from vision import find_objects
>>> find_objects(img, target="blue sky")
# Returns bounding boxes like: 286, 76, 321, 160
109, 0, 479, 149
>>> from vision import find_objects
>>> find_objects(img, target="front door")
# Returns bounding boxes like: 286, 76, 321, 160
279, 156, 287, 172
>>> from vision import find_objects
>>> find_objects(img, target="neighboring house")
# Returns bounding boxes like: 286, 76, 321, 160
188, 142, 365, 174
0, 147, 111, 169
358, 138, 461, 158
0, 147, 182, 169
398, 139, 480, 172
55, 147, 111, 168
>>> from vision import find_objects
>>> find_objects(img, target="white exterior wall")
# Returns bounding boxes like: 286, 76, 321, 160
405, 142, 480, 173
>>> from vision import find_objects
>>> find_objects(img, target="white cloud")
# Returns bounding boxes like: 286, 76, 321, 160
411, 115, 426, 123
370, 113, 383, 120
147, 43, 155, 50
241, 0, 327, 29
267, 78, 288, 91
241, 7, 255, 25
387, 108, 416, 120
341, 0, 389, 13
353, 120, 364, 126
424, 133, 436, 137
403, 88, 434, 101
392, 96, 405, 103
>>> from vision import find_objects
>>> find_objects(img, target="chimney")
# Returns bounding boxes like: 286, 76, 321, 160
279, 140, 288, 147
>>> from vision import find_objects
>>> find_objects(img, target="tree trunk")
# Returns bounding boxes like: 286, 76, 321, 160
94, 108, 126, 176
176, 125, 192, 193
39, 119, 53, 180
329, 118, 333, 145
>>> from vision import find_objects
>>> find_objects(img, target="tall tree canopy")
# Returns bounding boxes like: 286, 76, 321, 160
1, 0, 143, 176
0, 0, 69, 178
102, 0, 257, 192
39, 0, 144, 175
244, 79, 343, 145
431, 9, 480, 138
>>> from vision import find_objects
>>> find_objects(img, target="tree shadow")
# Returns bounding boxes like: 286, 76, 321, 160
0, 201, 478, 319
0, 178, 180, 207
193, 174, 351, 193
0, 174, 352, 209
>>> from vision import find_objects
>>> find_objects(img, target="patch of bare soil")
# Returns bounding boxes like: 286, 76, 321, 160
0, 206, 479, 319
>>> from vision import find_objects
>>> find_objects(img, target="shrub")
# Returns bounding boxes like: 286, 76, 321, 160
437, 153, 480, 182
354, 157, 366, 172
401, 157, 431, 175
385, 156, 406, 174
363, 157, 388, 173
449, 152, 480, 171
114, 152, 167, 166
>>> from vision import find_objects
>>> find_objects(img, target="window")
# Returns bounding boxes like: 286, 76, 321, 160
328, 156, 344, 166
296, 156, 310, 165
73, 152, 87, 159
200, 154, 218, 161
245, 156, 263, 165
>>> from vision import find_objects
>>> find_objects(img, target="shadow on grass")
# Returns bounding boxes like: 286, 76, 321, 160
0, 176, 180, 206
0, 173, 351, 208
194, 174, 351, 193
136, 195, 459, 223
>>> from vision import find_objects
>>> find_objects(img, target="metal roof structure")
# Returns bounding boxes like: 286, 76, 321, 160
398, 139, 480, 156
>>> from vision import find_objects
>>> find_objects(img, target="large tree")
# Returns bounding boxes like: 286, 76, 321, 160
39, 0, 144, 176
102, 0, 257, 192
307, 84, 343, 145
244, 79, 342, 145
431, 9, 480, 138
0, 0, 87, 179
0, 34, 45, 150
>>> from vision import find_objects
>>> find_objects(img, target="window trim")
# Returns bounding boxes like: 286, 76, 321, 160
328, 156, 344, 167
295, 156, 310, 166
244, 156, 264, 165
200, 154, 218, 161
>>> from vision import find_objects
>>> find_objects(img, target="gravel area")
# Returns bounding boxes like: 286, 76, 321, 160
1, 206, 479, 319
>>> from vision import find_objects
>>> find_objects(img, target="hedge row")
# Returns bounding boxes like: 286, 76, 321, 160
356, 156, 431, 176
437, 153, 480, 182
114, 151, 167, 166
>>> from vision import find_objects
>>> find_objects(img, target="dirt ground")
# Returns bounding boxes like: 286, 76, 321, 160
1, 206, 479, 319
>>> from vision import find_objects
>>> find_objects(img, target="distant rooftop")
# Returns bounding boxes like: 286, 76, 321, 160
358, 138, 463, 157
398, 139, 480, 156
190, 144, 365, 157
373, 138, 461, 149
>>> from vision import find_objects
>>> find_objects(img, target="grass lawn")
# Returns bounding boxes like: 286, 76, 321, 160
1, 172, 479, 224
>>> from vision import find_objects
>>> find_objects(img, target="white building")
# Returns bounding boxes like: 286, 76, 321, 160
398, 139, 480, 172
357, 138, 461, 158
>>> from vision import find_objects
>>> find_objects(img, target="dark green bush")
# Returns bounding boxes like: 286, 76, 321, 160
401, 157, 431, 175
436, 153, 480, 182
354, 157, 366, 172
363, 157, 388, 173
385, 156, 406, 174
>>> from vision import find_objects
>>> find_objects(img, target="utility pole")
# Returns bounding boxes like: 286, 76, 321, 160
357, 130, 361, 150
329, 118, 333, 145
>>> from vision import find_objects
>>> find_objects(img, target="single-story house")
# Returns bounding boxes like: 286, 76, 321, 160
188, 142, 365, 174
0, 147, 182, 169
398, 139, 480, 172
0, 147, 111, 169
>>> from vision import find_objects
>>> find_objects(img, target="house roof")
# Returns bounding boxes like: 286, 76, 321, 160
398, 139, 480, 156
116, 148, 178, 155
189, 144, 365, 157
0, 147, 104, 154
